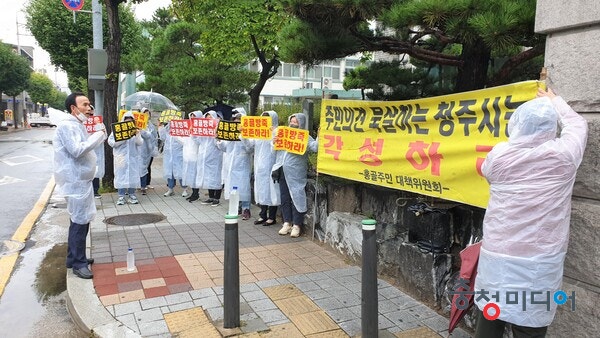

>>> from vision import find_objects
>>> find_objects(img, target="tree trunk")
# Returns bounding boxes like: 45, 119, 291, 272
12, 95, 18, 129
454, 39, 491, 92
249, 61, 276, 115
102, 0, 122, 189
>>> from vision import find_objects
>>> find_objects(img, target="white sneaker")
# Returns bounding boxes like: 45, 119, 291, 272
290, 225, 301, 238
164, 189, 174, 197
128, 196, 139, 204
278, 222, 292, 235
182, 189, 189, 197
116, 196, 126, 205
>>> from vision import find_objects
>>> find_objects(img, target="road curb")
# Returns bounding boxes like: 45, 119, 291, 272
0, 177, 55, 297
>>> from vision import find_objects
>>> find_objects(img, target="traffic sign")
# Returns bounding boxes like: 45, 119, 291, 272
62, 0, 84, 11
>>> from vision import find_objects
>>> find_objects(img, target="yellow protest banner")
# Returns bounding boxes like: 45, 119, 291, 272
240, 116, 272, 140
158, 109, 183, 123
274, 126, 309, 155
216, 121, 241, 141
111, 121, 137, 141
118, 110, 149, 130
317, 80, 544, 208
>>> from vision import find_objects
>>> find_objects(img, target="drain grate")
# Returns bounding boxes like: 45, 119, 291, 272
0, 240, 25, 257
104, 213, 166, 226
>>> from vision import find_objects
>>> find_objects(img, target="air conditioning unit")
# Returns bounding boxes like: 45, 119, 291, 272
322, 77, 332, 89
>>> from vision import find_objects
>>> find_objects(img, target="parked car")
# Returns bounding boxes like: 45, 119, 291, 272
28, 114, 56, 127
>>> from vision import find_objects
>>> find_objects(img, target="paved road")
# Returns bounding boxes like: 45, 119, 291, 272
0, 128, 55, 241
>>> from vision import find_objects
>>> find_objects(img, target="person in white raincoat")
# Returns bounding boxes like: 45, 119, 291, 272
195, 110, 223, 206
474, 88, 587, 337
108, 111, 143, 205
159, 121, 187, 197
241, 110, 280, 226
273, 113, 318, 238
217, 109, 254, 220
54, 92, 107, 279
139, 108, 159, 195
178, 111, 202, 202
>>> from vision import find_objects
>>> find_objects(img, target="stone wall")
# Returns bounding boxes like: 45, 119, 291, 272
305, 178, 485, 312
535, 1, 600, 336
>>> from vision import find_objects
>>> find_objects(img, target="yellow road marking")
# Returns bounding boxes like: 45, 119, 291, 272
0, 177, 55, 297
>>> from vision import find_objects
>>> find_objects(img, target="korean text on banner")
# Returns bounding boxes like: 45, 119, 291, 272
190, 117, 218, 137
84, 115, 103, 133
240, 116, 272, 140
169, 119, 191, 137
111, 121, 137, 141
216, 121, 241, 141
117, 110, 149, 130
159, 109, 183, 123
274, 126, 309, 155
317, 80, 543, 208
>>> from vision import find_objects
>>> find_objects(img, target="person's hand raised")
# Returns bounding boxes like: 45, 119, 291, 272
537, 87, 556, 99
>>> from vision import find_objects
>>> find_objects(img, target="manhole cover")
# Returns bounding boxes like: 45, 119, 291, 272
104, 213, 166, 226
0, 240, 25, 257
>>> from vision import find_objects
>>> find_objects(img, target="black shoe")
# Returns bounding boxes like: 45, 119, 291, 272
264, 219, 276, 226
254, 218, 266, 225
73, 266, 93, 279
188, 194, 200, 202
201, 198, 214, 205
66, 258, 94, 269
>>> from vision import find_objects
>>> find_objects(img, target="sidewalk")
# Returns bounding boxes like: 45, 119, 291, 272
64, 172, 472, 337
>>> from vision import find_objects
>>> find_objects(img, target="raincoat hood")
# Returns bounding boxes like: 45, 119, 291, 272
289, 113, 307, 129
508, 97, 558, 147
121, 111, 135, 122
189, 111, 202, 118
262, 110, 279, 126
204, 110, 219, 119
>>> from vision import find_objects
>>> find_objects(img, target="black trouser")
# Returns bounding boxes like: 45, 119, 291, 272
66, 220, 90, 269
92, 177, 100, 195
259, 205, 278, 220
146, 157, 154, 185
209, 189, 222, 200
474, 311, 548, 338
279, 170, 305, 225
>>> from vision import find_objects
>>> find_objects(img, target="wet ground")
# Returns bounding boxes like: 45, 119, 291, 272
0, 205, 86, 337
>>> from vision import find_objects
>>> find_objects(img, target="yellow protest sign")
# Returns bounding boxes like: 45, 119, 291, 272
118, 110, 149, 130
111, 121, 137, 141
240, 116, 272, 139
274, 126, 309, 155
317, 80, 543, 208
159, 109, 183, 123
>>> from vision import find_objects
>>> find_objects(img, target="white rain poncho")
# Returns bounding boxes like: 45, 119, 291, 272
177, 111, 202, 187
241, 110, 279, 205
217, 110, 253, 202
194, 110, 223, 190
53, 114, 106, 224
139, 108, 159, 177
108, 111, 143, 189
271, 113, 318, 213
159, 122, 184, 180
475, 96, 588, 327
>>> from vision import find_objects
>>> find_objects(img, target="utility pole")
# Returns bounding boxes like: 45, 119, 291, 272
15, 13, 27, 129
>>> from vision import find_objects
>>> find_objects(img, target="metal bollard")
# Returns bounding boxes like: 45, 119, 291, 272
223, 214, 240, 328
361, 219, 378, 337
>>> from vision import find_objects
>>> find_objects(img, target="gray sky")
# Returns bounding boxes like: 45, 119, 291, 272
0, 0, 172, 91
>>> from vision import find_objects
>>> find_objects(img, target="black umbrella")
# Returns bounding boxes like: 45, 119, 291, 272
203, 104, 234, 121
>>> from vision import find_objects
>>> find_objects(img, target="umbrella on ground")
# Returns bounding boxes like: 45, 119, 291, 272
203, 103, 234, 121
448, 241, 482, 334
122, 91, 178, 112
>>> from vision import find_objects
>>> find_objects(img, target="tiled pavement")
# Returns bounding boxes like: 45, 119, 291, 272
77, 171, 472, 337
